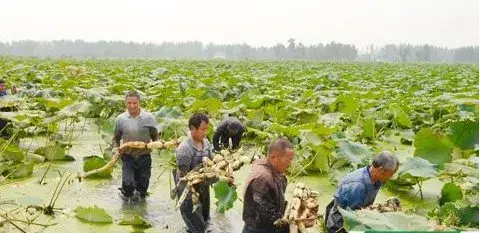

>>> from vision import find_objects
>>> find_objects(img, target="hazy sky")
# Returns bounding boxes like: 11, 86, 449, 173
0, 0, 478, 50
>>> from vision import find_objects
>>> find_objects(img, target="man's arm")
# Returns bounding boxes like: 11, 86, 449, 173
175, 145, 192, 178
337, 182, 366, 210
212, 124, 226, 151
231, 126, 244, 149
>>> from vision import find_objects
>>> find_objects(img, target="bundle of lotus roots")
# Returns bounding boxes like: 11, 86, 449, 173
275, 183, 319, 233
176, 149, 252, 207
78, 139, 179, 179
366, 196, 401, 212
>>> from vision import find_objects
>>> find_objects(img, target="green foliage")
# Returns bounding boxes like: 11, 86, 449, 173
118, 214, 152, 228
439, 183, 463, 206
0, 58, 478, 227
339, 207, 436, 231
34, 145, 69, 161
74, 205, 113, 224
9, 163, 34, 179
83, 156, 113, 178
213, 180, 237, 213
397, 157, 438, 179
335, 140, 373, 167
389, 103, 412, 128
414, 128, 454, 169
447, 120, 479, 150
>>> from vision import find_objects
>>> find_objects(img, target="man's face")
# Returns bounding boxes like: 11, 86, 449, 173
271, 148, 295, 173
0, 83, 5, 92
125, 96, 140, 114
191, 121, 209, 141
373, 167, 398, 182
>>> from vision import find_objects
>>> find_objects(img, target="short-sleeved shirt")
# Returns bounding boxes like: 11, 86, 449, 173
174, 134, 212, 192
334, 166, 383, 210
114, 108, 156, 156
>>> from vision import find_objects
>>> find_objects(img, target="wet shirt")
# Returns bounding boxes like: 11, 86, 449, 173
113, 109, 157, 156
243, 158, 287, 230
175, 134, 212, 192
334, 166, 383, 210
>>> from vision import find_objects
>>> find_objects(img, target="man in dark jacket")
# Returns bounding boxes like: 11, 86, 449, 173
212, 116, 244, 152
0, 79, 17, 139
242, 137, 295, 233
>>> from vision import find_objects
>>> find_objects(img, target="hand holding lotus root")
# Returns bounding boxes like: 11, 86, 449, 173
275, 183, 319, 233
78, 139, 179, 179
176, 150, 251, 207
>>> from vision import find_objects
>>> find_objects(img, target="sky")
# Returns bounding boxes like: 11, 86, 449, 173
0, 0, 478, 50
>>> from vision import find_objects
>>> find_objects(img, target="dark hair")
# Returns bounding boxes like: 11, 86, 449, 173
268, 137, 293, 155
125, 90, 141, 100
227, 121, 242, 132
189, 113, 209, 129
0, 80, 4, 84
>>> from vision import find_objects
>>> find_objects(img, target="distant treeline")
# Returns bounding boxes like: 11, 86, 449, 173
0, 39, 477, 63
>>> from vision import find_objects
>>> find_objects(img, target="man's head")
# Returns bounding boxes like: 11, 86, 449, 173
370, 151, 399, 182
268, 138, 295, 173
189, 113, 209, 142
0, 80, 5, 92
227, 122, 241, 135
125, 91, 141, 115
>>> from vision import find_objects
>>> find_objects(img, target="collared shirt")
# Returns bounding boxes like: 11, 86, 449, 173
175, 134, 212, 173
174, 134, 212, 192
334, 166, 383, 210
113, 108, 156, 156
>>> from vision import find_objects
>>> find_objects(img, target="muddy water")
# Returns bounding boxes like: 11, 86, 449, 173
0, 119, 442, 233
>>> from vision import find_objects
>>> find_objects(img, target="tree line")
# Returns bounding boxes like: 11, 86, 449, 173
0, 39, 477, 63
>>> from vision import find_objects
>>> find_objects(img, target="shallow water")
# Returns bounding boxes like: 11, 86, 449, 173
1, 119, 442, 233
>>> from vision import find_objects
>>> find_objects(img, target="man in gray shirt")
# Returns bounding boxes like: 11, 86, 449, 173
113, 91, 158, 200
175, 113, 212, 233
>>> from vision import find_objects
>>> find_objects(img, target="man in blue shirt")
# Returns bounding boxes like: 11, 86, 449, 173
325, 151, 399, 233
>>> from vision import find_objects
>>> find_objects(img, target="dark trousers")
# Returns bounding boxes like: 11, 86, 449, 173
178, 184, 210, 233
221, 136, 230, 149
0, 119, 12, 139
242, 225, 288, 233
120, 154, 152, 197
325, 199, 346, 233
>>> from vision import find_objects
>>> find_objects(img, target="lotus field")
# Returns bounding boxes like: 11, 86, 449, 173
0, 57, 478, 232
